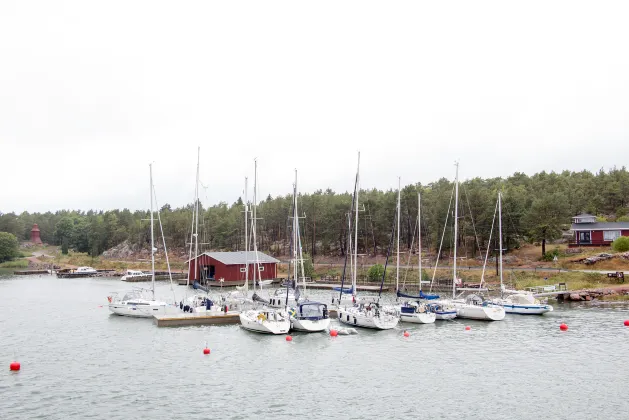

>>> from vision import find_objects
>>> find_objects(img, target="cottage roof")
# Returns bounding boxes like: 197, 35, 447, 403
572, 213, 596, 219
571, 222, 629, 231
187, 251, 280, 265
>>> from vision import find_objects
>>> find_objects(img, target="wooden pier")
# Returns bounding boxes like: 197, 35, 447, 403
153, 308, 339, 327
123, 273, 187, 282
153, 312, 241, 327
13, 270, 49, 275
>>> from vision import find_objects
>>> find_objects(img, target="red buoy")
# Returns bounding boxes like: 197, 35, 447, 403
465, 326, 471, 331
329, 329, 338, 337
203, 348, 210, 355
560, 323, 568, 331
403, 331, 410, 337
624, 320, 629, 327
10, 362, 20, 371
286, 335, 293, 342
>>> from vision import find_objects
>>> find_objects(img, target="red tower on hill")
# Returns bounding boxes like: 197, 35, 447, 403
30, 224, 43, 244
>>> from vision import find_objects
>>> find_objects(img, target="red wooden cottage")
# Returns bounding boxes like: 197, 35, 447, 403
186, 251, 279, 283
570, 214, 629, 247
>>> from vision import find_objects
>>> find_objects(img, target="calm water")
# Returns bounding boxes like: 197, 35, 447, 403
1, 273, 629, 419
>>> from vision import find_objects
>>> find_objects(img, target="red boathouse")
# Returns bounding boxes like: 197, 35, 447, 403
570, 214, 629, 247
186, 251, 279, 283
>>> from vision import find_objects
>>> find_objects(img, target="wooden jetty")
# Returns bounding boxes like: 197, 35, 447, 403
153, 308, 339, 327
123, 273, 187, 282
14, 270, 49, 275
307, 283, 390, 292
153, 312, 241, 327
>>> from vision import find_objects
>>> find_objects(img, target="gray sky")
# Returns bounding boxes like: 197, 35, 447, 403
1, 1, 628, 213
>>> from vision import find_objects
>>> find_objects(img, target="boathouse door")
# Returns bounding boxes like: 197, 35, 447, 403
579, 231, 591, 244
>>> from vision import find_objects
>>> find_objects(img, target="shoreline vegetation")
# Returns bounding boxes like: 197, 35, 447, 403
5, 243, 628, 302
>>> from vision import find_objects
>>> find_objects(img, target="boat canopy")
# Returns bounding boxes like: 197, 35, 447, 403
333, 286, 354, 294
397, 290, 440, 300
507, 293, 538, 305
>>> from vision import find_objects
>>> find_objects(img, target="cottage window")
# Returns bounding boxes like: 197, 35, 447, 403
258, 266, 264, 271
240, 267, 247, 273
603, 230, 621, 241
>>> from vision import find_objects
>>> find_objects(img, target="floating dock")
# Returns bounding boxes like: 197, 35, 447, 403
307, 283, 389, 292
153, 312, 241, 327
124, 273, 187, 282
153, 309, 339, 327
14, 270, 49, 275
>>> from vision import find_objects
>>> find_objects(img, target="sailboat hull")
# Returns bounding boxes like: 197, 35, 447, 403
337, 307, 399, 330
502, 304, 553, 315
108, 302, 168, 318
400, 312, 436, 324
239, 310, 290, 334
455, 304, 505, 321
290, 317, 331, 332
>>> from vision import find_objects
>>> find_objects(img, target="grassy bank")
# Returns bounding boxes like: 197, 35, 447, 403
0, 259, 29, 269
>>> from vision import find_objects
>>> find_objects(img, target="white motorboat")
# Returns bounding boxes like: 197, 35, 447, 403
338, 301, 399, 330
289, 301, 330, 332
239, 309, 290, 334
108, 289, 168, 318
120, 269, 150, 281
493, 292, 554, 315
76, 266, 97, 274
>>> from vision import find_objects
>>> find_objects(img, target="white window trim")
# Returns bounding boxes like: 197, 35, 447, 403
240, 267, 246, 273
258, 266, 264, 271
603, 230, 621, 241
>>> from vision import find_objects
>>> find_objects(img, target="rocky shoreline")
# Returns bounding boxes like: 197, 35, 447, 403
557, 287, 629, 302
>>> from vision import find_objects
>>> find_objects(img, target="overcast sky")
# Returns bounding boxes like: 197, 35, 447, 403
1, 1, 628, 213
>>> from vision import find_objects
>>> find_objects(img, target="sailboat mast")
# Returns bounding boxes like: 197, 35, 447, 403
194, 148, 200, 283
353, 152, 360, 294
295, 170, 307, 295
498, 191, 503, 295
452, 162, 459, 300
396, 177, 400, 293
244, 177, 249, 292
418, 192, 422, 292
149, 163, 156, 300
293, 172, 298, 288
252, 159, 259, 292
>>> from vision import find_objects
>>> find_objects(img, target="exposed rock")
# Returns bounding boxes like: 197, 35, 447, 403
570, 293, 582, 301
585, 295, 592, 301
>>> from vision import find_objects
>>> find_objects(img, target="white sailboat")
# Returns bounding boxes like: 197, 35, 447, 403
398, 188, 436, 324
239, 159, 290, 335
449, 163, 505, 321
338, 153, 399, 330
286, 170, 330, 332
108, 164, 169, 318
489, 192, 553, 315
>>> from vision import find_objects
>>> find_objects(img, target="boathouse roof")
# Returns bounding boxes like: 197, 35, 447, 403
186, 251, 280, 265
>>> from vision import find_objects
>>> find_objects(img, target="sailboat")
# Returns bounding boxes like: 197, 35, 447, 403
397, 187, 436, 324
284, 170, 331, 332
239, 159, 291, 334
108, 164, 169, 318
489, 192, 553, 315
448, 163, 505, 321
337, 153, 399, 330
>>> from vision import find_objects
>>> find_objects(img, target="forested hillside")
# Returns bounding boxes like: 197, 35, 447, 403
2, 167, 628, 259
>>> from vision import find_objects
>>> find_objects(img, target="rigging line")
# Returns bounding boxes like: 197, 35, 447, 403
400, 211, 418, 290
429, 183, 455, 294
479, 198, 499, 290
462, 182, 482, 254
152, 185, 176, 304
